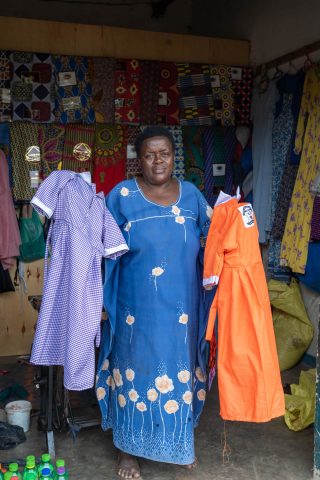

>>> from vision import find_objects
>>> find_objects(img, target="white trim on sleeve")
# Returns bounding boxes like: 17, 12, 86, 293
31, 196, 53, 218
203, 275, 219, 287
104, 243, 129, 257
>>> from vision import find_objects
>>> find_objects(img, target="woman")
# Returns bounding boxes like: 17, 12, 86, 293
96, 126, 213, 478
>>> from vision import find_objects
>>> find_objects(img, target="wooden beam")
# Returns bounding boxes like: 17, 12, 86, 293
0, 16, 250, 65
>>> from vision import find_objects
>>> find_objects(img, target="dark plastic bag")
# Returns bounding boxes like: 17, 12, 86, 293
19, 206, 45, 263
0, 264, 15, 293
0, 421, 26, 450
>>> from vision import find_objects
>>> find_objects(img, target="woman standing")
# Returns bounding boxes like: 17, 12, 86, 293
96, 126, 213, 478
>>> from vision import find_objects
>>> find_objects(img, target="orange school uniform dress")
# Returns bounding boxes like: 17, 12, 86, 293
203, 193, 284, 422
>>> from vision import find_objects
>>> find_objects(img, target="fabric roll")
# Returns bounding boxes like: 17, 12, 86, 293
62, 124, 95, 173
168, 125, 185, 180
140, 60, 160, 125
182, 126, 205, 192
125, 125, 142, 178
157, 62, 179, 125
114, 59, 141, 124
93, 124, 127, 194
90, 57, 116, 123
38, 123, 65, 179
0, 51, 13, 122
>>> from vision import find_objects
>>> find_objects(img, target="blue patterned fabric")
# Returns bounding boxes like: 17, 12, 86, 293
0, 123, 12, 188
96, 179, 213, 464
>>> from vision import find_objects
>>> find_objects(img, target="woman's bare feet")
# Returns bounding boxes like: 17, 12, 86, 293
117, 451, 140, 479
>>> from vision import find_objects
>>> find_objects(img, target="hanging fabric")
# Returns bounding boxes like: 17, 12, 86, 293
114, 59, 141, 124
167, 125, 185, 180
182, 126, 205, 192
157, 61, 179, 125
62, 124, 95, 173
0, 51, 13, 122
140, 60, 160, 125
89, 57, 116, 124
38, 123, 65, 179
125, 125, 142, 179
210, 65, 235, 126
232, 67, 253, 125
0, 122, 13, 188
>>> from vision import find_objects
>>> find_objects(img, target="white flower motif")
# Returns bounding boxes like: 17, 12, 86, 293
118, 394, 126, 408
101, 359, 109, 371
147, 388, 158, 402
175, 216, 185, 224
124, 222, 131, 232
136, 402, 147, 412
126, 315, 135, 326
113, 368, 123, 387
95, 374, 99, 383
179, 313, 189, 325
164, 399, 179, 414
125, 369, 135, 382
197, 389, 206, 401
183, 390, 193, 404
206, 205, 213, 219
96, 387, 106, 401
152, 267, 164, 277
106, 376, 115, 390
177, 370, 190, 384
171, 205, 181, 215
120, 187, 129, 197
195, 367, 206, 383
129, 389, 139, 402
155, 374, 174, 394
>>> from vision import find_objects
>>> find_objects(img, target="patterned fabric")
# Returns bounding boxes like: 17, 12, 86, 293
223, 126, 236, 195
30, 170, 128, 390
89, 57, 116, 123
182, 126, 204, 192
54, 55, 95, 124
38, 124, 65, 179
10, 121, 39, 201
114, 59, 141, 124
62, 124, 95, 173
310, 197, 320, 240
202, 127, 215, 206
168, 126, 185, 180
177, 63, 214, 126
96, 179, 212, 464
11, 51, 54, 122
232, 67, 252, 125
281, 67, 320, 273
93, 124, 127, 195
0, 123, 12, 188
140, 60, 160, 125
0, 51, 13, 122
126, 125, 142, 178
157, 62, 179, 125
210, 65, 235, 126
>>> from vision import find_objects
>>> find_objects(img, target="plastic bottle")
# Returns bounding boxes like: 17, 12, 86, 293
4, 463, 22, 480
38, 455, 54, 477
54, 460, 68, 480
39, 469, 51, 479
22, 458, 38, 480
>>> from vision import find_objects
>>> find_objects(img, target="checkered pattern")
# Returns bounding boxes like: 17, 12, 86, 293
0, 51, 13, 122
30, 170, 128, 390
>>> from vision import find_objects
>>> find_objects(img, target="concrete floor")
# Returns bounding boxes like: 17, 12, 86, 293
0, 357, 314, 480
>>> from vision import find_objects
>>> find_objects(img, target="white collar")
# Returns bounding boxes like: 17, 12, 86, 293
79, 171, 92, 184
214, 186, 241, 207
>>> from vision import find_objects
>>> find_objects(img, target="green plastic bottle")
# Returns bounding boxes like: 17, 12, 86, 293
4, 463, 22, 480
54, 460, 68, 480
38, 455, 54, 478
22, 458, 38, 480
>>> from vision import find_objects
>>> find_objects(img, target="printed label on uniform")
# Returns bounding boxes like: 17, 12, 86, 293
238, 204, 255, 228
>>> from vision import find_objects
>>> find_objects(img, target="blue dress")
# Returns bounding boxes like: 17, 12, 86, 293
96, 178, 213, 465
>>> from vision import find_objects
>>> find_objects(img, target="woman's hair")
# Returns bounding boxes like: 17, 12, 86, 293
134, 126, 175, 157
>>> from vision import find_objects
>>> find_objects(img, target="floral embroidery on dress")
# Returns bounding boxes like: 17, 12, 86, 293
120, 186, 129, 196
126, 314, 135, 343
151, 266, 165, 291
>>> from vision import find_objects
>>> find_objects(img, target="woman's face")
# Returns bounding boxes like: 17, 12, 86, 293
139, 136, 174, 185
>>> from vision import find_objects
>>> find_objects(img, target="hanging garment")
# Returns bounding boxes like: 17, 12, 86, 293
140, 60, 160, 125
204, 193, 285, 422
0, 123, 13, 188
0, 51, 13, 122
62, 124, 95, 173
210, 65, 235, 126
251, 81, 278, 243
168, 125, 185, 180
96, 179, 212, 464
10, 51, 55, 122
310, 197, 320, 240
157, 62, 179, 125
53, 55, 95, 124
232, 67, 253, 126
281, 67, 320, 273
177, 63, 214, 126
30, 170, 128, 390
89, 57, 116, 123
182, 126, 205, 192
125, 125, 142, 179
93, 124, 127, 195
114, 59, 141, 124
0, 150, 21, 270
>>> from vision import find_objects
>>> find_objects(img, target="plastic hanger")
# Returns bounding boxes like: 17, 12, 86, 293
272, 65, 283, 80
303, 53, 314, 71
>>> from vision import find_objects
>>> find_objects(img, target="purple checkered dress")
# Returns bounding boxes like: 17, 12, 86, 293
30, 170, 128, 390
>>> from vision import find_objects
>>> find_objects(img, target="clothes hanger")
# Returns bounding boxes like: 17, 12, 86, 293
258, 64, 269, 93
288, 59, 299, 74
303, 53, 314, 71
272, 65, 283, 80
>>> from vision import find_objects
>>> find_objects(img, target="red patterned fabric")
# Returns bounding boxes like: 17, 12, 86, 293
232, 67, 253, 126
140, 60, 160, 125
114, 59, 141, 124
157, 62, 179, 125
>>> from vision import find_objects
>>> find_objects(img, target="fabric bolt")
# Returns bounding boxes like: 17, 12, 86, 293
0, 51, 13, 121
231, 67, 252, 125
251, 81, 278, 244
157, 62, 179, 125
114, 59, 141, 124
89, 57, 116, 123
202, 127, 215, 206
30, 170, 128, 390
38, 123, 65, 179
10, 121, 40, 201
204, 195, 285, 422
93, 124, 127, 195
96, 179, 213, 464
311, 196, 320, 240
0, 123, 13, 188
140, 60, 160, 125
210, 65, 235, 126
177, 63, 214, 126
182, 126, 205, 192
0, 150, 21, 270
62, 124, 95, 173
10, 51, 54, 122
281, 67, 320, 273
168, 125, 185, 180
126, 125, 142, 178
54, 55, 95, 124
223, 126, 236, 195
